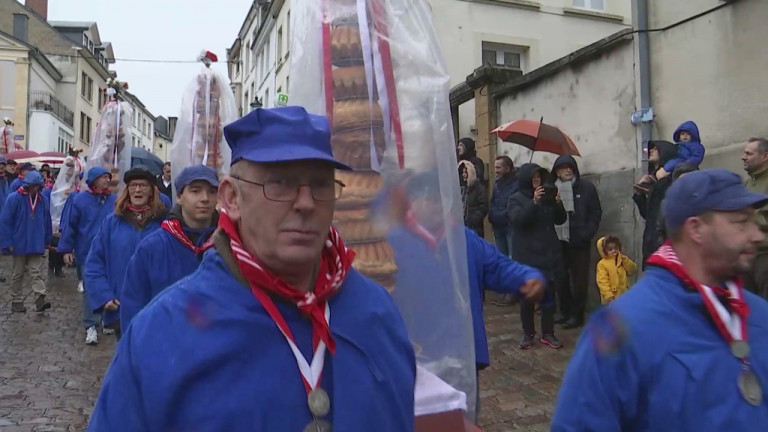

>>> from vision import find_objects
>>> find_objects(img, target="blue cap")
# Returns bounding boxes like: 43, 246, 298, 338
22, 170, 43, 187
19, 162, 35, 172
0, 157, 6, 164
174, 165, 219, 193
663, 169, 768, 229
223, 106, 352, 170
86, 167, 111, 185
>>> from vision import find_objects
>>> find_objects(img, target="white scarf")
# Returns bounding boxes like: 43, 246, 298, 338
555, 179, 575, 241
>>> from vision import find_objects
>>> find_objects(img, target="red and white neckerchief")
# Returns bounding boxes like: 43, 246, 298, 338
647, 243, 750, 352
17, 187, 39, 214
161, 219, 214, 256
217, 209, 355, 392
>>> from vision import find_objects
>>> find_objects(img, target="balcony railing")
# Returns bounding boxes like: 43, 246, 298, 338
29, 91, 75, 127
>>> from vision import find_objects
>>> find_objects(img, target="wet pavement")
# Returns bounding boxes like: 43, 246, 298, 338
0, 265, 580, 431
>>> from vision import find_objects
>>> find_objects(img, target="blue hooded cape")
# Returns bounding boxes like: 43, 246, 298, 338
57, 191, 117, 264
0, 190, 52, 255
120, 219, 215, 328
84, 213, 164, 325
663, 121, 705, 172
87, 250, 416, 432
552, 267, 768, 431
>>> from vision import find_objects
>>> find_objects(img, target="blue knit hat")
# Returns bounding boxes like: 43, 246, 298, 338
22, 170, 43, 187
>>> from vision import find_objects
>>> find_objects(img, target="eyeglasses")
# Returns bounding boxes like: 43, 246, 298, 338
128, 183, 151, 190
232, 175, 345, 202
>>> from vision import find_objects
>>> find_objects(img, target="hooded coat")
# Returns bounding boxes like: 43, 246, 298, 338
551, 155, 602, 248
459, 160, 488, 237
633, 141, 678, 265
552, 267, 768, 431
87, 247, 416, 432
507, 163, 567, 273
0, 183, 52, 255
458, 137, 485, 185
57, 174, 117, 265
595, 236, 638, 304
84, 212, 165, 325
663, 121, 705, 172
120, 206, 218, 328
488, 171, 518, 229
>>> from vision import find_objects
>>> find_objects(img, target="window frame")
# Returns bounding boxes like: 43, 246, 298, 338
573, 0, 606, 12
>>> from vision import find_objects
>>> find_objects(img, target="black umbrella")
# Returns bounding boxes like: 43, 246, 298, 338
131, 147, 164, 176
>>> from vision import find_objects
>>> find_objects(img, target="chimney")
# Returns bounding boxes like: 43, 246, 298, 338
12, 14, 28, 43
25, 0, 48, 21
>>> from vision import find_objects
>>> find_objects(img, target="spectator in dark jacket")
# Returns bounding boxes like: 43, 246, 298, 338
156, 162, 172, 202
551, 155, 602, 329
457, 137, 486, 186
489, 156, 517, 256
655, 162, 699, 247
633, 140, 678, 267
459, 160, 488, 237
508, 163, 567, 350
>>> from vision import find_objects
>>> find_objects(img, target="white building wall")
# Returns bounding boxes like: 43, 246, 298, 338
28, 111, 74, 154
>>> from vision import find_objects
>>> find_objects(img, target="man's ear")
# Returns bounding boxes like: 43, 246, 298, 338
218, 177, 241, 222
684, 217, 707, 245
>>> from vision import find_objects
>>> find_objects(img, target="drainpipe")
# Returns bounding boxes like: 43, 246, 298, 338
637, 0, 652, 167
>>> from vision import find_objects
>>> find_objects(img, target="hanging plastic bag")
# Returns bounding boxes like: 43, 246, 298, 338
85, 79, 133, 192
291, 0, 476, 419
50, 149, 84, 232
169, 51, 236, 197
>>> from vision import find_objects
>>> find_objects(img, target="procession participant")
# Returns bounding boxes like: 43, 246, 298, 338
120, 165, 219, 328
0, 157, 9, 207
84, 166, 167, 340
552, 169, 768, 431
9, 162, 36, 191
0, 171, 52, 313
58, 167, 117, 345
87, 107, 415, 432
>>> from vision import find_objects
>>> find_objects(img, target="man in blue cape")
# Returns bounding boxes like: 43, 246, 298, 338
552, 170, 768, 430
120, 165, 219, 328
87, 106, 416, 431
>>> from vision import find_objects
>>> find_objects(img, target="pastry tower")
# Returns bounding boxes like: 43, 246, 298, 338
327, 11, 397, 292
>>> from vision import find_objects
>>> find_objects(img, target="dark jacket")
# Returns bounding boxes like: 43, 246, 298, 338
458, 137, 486, 186
633, 140, 678, 265
156, 175, 173, 202
508, 163, 567, 273
459, 160, 488, 237
488, 173, 518, 229
551, 155, 602, 248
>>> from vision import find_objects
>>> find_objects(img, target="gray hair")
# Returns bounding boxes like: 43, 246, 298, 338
749, 137, 768, 154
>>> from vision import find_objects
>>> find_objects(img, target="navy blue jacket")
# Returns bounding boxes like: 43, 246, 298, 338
0, 191, 52, 255
664, 121, 705, 172
88, 251, 416, 432
120, 219, 215, 328
85, 213, 164, 325
488, 174, 518, 229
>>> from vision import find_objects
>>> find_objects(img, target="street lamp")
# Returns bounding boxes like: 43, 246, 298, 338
250, 97, 263, 111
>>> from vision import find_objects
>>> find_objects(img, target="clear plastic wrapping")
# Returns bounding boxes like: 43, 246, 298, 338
85, 83, 133, 193
169, 53, 236, 197
1, 119, 22, 154
291, 0, 476, 417
50, 155, 83, 232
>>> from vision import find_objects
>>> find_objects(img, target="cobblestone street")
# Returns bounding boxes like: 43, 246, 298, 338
0, 266, 580, 431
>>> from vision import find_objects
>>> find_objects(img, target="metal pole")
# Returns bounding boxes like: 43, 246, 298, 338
637, 0, 652, 172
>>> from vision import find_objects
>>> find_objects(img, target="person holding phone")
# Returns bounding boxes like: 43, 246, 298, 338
508, 163, 567, 349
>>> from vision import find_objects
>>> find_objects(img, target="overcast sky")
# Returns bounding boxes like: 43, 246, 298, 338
44, 0, 253, 118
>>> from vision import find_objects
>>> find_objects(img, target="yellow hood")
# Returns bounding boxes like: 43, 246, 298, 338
597, 236, 608, 259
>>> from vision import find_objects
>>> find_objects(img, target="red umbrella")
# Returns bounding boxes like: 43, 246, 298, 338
492, 118, 580, 157
4, 150, 39, 160
40, 151, 66, 158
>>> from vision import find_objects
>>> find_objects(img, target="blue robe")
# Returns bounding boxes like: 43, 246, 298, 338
0, 191, 52, 255
389, 226, 543, 368
84, 214, 164, 325
57, 192, 117, 264
552, 267, 768, 431
120, 224, 214, 328
87, 250, 416, 431
9, 177, 23, 192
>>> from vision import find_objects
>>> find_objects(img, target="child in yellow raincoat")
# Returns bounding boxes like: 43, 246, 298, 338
596, 235, 638, 304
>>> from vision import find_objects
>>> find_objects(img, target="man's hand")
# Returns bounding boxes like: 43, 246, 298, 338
520, 279, 545, 302
555, 192, 562, 203
533, 186, 545, 204
104, 299, 120, 311
63, 254, 74, 266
